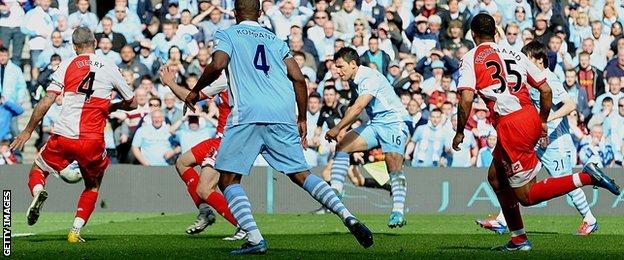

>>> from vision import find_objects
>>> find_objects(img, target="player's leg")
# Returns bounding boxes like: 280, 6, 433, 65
375, 123, 409, 228
331, 126, 374, 197
263, 123, 373, 248
214, 124, 267, 255
196, 166, 238, 227
27, 136, 71, 226
539, 146, 597, 235
176, 141, 217, 234
488, 160, 532, 251
512, 163, 620, 206
68, 154, 108, 243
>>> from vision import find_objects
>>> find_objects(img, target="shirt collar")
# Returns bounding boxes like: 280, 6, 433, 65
240, 20, 261, 27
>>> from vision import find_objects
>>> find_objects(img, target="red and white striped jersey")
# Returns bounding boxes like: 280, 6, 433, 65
457, 42, 547, 125
199, 73, 230, 135
48, 53, 134, 139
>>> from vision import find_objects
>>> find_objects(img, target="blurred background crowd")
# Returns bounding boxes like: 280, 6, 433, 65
0, 0, 622, 169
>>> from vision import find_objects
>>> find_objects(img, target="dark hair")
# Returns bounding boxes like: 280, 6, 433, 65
470, 13, 496, 39
314, 10, 331, 21
521, 41, 549, 67
140, 75, 152, 82
369, 36, 379, 42
0, 46, 8, 53
181, 9, 191, 14
149, 97, 162, 106
431, 108, 443, 114
442, 101, 453, 106
333, 47, 360, 66
309, 92, 321, 100
323, 85, 337, 93
186, 73, 199, 80
235, 0, 260, 16
603, 96, 613, 104
50, 54, 61, 62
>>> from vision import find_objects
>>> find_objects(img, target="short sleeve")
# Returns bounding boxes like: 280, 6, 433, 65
280, 40, 292, 60
456, 58, 476, 92
200, 73, 229, 98
131, 127, 144, 147
214, 30, 233, 57
48, 61, 70, 94
107, 65, 135, 101
521, 52, 547, 88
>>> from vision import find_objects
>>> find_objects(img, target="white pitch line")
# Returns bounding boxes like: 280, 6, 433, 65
12, 233, 36, 237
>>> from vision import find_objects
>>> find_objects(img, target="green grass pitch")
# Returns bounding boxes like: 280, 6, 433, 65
10, 212, 624, 259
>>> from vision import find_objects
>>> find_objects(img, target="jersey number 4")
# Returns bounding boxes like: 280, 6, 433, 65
78, 71, 96, 100
485, 60, 522, 93
254, 44, 270, 76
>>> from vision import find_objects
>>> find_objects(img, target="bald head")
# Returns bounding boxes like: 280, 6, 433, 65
234, 0, 260, 22
72, 27, 96, 53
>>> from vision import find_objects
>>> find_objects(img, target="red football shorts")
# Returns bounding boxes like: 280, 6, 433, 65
36, 134, 110, 182
190, 137, 222, 167
493, 107, 542, 188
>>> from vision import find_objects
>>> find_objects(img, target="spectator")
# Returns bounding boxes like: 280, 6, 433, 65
21, 0, 58, 84
312, 86, 346, 145
96, 37, 122, 65
312, 21, 339, 62
304, 92, 322, 167
289, 25, 319, 64
132, 110, 178, 166
440, 20, 474, 52
511, 6, 532, 31
420, 60, 446, 95
105, 4, 145, 44
95, 16, 128, 53
444, 114, 477, 167
406, 98, 428, 135
407, 15, 438, 61
266, 0, 313, 40
590, 21, 611, 63
500, 23, 523, 50
186, 47, 210, 77
357, 0, 384, 28
332, 0, 368, 35
593, 76, 624, 114
406, 108, 445, 167
171, 113, 217, 153
293, 51, 317, 83
0, 0, 26, 65
0, 139, 17, 164
0, 46, 27, 104
162, 93, 183, 123
386, 60, 401, 84
308, 10, 331, 43
569, 11, 592, 49
194, 4, 234, 43
177, 10, 200, 41
145, 20, 198, 63
132, 0, 154, 29
575, 51, 606, 104
105, 0, 142, 27
563, 69, 591, 121
579, 125, 615, 167
119, 45, 151, 79
476, 131, 497, 167
360, 36, 391, 76
588, 97, 615, 128
427, 14, 442, 39
603, 97, 624, 166
376, 23, 396, 60
67, 0, 98, 31
36, 30, 75, 70
0, 96, 23, 141
533, 13, 553, 45
440, 0, 471, 34
605, 50, 624, 78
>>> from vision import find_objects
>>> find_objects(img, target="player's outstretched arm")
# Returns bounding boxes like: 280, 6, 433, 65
186, 51, 229, 112
452, 89, 474, 151
160, 66, 191, 101
109, 98, 138, 113
285, 57, 309, 148
10, 91, 58, 151
325, 94, 373, 142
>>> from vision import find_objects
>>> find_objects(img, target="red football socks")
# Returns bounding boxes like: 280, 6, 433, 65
206, 191, 238, 226
180, 168, 202, 207
28, 168, 48, 196
495, 186, 526, 243
526, 173, 593, 206
75, 190, 98, 225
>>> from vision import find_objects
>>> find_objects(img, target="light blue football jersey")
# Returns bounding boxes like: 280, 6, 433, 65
214, 21, 296, 126
529, 70, 572, 143
352, 65, 410, 124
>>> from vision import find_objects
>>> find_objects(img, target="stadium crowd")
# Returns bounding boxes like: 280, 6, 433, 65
0, 0, 622, 168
